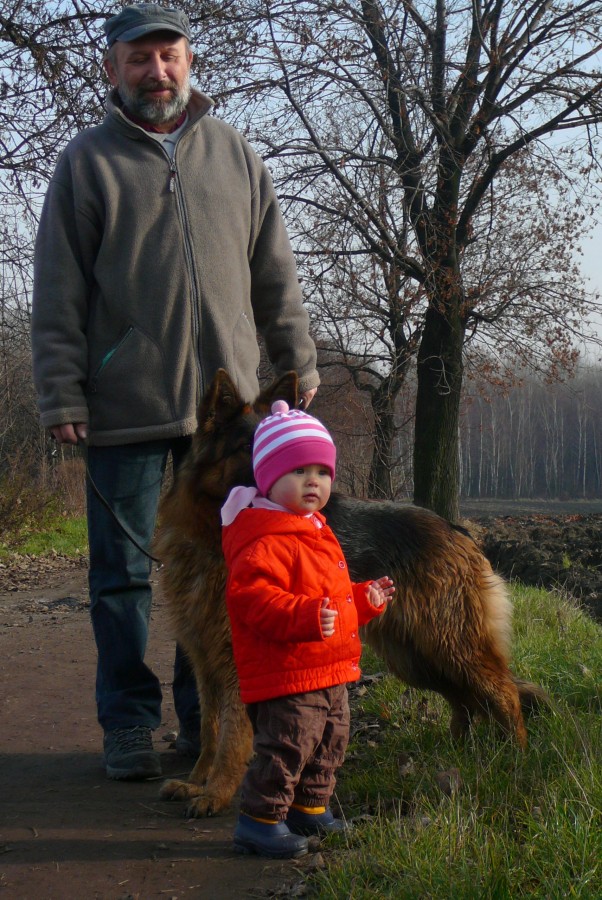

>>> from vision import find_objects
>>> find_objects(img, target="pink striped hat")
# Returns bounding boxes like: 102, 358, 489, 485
253, 400, 336, 496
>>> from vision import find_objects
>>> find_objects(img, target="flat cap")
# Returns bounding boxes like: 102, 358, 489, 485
104, 3, 191, 48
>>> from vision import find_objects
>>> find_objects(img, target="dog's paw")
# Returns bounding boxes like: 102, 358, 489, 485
159, 778, 204, 802
185, 792, 230, 818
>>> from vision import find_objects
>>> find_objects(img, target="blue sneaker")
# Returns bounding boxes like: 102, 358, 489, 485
234, 814, 309, 859
286, 805, 347, 836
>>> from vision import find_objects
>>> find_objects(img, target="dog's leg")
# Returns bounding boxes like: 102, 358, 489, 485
185, 683, 253, 818
160, 671, 252, 817
448, 700, 474, 740
189, 686, 222, 787
453, 657, 528, 748
160, 676, 220, 804
440, 560, 528, 747
483, 673, 528, 748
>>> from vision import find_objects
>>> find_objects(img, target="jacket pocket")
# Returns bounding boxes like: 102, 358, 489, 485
89, 327, 135, 394
87, 325, 175, 431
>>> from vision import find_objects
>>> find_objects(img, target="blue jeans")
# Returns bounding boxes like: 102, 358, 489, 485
87, 438, 200, 733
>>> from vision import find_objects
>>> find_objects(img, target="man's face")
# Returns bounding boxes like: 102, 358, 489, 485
104, 33, 193, 130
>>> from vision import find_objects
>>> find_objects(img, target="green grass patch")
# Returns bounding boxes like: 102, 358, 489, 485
311, 586, 601, 898
0, 514, 88, 558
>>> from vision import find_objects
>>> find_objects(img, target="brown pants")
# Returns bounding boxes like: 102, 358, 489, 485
241, 684, 350, 821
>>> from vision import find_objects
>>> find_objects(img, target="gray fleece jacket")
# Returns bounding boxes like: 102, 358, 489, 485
31, 89, 319, 446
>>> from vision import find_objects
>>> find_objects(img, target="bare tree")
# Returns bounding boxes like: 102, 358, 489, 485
0, 1, 108, 498
181, 0, 602, 518
2, 1, 602, 518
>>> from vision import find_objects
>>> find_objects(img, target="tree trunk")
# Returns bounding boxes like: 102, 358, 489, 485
368, 389, 397, 500
413, 294, 465, 522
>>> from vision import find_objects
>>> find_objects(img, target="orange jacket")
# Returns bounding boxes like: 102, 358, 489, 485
222, 507, 384, 703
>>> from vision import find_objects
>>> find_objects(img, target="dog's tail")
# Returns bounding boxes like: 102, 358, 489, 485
513, 677, 552, 715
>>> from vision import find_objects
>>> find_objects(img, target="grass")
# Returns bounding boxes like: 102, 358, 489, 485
310, 586, 601, 899
0, 513, 88, 558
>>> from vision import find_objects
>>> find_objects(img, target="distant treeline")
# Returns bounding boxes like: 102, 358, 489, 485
319, 362, 602, 502
459, 368, 602, 499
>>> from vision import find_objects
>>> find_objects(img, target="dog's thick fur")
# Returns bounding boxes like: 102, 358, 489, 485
155, 370, 546, 817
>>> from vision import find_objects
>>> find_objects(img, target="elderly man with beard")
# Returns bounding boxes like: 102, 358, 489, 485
31, 3, 319, 781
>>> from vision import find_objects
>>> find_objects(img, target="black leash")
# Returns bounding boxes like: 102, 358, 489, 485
77, 440, 162, 566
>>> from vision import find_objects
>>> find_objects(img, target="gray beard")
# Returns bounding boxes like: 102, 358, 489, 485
118, 75, 191, 125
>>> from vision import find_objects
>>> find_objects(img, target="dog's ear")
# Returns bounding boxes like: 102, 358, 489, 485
257, 371, 299, 411
197, 369, 244, 432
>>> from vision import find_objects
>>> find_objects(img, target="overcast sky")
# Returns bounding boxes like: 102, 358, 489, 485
578, 220, 602, 360
581, 221, 602, 293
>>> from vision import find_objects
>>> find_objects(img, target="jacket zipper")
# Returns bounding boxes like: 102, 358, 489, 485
89, 326, 134, 393
111, 111, 204, 403
168, 146, 204, 401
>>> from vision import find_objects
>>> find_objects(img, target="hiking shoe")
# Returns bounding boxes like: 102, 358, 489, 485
174, 722, 200, 758
286, 805, 348, 836
103, 726, 162, 780
233, 814, 309, 859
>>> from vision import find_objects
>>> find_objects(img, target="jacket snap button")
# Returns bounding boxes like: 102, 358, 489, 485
346, 595, 352, 603
338, 560, 345, 569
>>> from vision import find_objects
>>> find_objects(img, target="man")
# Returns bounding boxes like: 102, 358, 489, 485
31, 3, 319, 782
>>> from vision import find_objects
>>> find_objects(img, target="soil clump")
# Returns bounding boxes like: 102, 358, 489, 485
475, 513, 602, 623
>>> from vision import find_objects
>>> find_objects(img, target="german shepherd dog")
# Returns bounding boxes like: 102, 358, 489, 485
156, 369, 546, 817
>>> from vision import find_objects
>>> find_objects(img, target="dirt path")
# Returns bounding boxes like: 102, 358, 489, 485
0, 565, 312, 899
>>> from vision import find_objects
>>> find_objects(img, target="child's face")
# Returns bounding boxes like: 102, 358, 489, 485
268, 464, 332, 514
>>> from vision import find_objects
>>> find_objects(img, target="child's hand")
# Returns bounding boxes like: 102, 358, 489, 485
366, 576, 395, 609
320, 597, 338, 637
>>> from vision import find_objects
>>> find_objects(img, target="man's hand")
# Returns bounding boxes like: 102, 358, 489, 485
50, 423, 88, 445
299, 387, 318, 409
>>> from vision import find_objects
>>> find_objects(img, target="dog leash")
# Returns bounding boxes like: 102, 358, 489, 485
75, 439, 162, 566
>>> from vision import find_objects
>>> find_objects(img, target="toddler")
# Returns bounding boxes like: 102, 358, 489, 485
221, 400, 395, 858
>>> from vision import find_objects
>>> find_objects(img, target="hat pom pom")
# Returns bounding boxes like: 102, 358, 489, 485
271, 400, 290, 415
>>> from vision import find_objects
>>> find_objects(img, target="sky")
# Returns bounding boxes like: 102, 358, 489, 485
578, 223, 602, 361
581, 222, 602, 293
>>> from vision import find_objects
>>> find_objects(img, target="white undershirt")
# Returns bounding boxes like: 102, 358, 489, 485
145, 113, 189, 159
